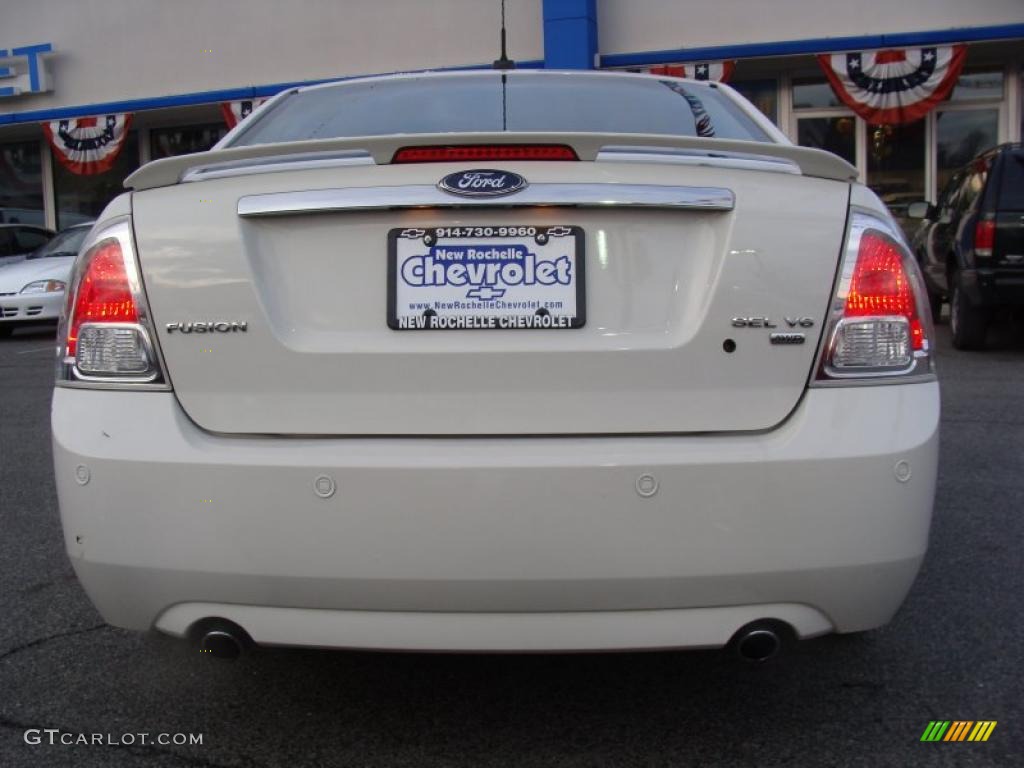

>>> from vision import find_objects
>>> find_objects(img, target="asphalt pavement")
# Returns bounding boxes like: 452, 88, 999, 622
1, 318, 1021, 767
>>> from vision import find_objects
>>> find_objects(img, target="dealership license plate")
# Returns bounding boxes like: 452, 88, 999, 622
388, 225, 585, 330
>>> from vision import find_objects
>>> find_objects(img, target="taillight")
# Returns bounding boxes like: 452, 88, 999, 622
974, 217, 995, 258
844, 231, 925, 352
814, 210, 934, 382
392, 144, 579, 163
67, 241, 138, 357
56, 216, 167, 386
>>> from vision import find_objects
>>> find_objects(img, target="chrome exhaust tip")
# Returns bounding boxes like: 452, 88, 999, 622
200, 629, 243, 659
730, 620, 789, 662
190, 619, 250, 660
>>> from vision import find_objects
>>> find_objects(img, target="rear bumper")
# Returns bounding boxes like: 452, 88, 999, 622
961, 267, 1024, 306
52, 382, 939, 651
0, 290, 63, 323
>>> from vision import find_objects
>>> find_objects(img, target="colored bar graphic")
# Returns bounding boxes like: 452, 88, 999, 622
920, 720, 997, 742
968, 721, 998, 742
944, 721, 972, 741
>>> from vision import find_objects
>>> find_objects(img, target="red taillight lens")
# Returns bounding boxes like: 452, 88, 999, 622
974, 218, 995, 257
67, 239, 138, 357
392, 144, 579, 163
815, 211, 935, 383
845, 230, 924, 351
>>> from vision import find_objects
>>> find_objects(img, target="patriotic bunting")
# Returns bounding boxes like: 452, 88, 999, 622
220, 99, 267, 129
645, 61, 735, 83
817, 45, 967, 124
42, 114, 133, 175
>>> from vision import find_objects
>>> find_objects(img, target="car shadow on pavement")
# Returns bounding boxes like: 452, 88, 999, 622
1, 324, 58, 342
126, 629, 899, 766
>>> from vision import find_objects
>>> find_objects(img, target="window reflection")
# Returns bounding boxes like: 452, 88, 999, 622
0, 141, 45, 226
867, 120, 925, 234
935, 109, 998, 194
731, 79, 778, 124
948, 70, 1003, 102
151, 124, 227, 160
792, 78, 842, 109
797, 116, 856, 165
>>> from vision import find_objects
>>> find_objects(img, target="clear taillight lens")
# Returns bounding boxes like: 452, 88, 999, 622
75, 325, 153, 375
814, 210, 934, 383
56, 216, 168, 386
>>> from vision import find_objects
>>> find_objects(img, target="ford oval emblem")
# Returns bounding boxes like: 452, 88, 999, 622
437, 169, 528, 198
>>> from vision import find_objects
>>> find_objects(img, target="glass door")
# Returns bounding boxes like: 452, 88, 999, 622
792, 76, 865, 178
866, 120, 926, 238
797, 116, 858, 167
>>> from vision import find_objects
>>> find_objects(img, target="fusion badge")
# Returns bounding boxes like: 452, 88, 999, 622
165, 321, 247, 334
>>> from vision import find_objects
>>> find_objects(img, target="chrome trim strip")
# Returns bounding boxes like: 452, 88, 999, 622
237, 183, 734, 217
181, 150, 375, 183
597, 146, 801, 175
598, 145, 798, 166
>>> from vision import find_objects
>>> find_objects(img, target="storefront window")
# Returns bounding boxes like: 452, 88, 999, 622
730, 79, 778, 124
935, 109, 999, 194
54, 132, 139, 229
792, 77, 842, 109
797, 116, 856, 165
151, 124, 227, 159
866, 120, 925, 235
0, 141, 45, 226
948, 70, 1003, 102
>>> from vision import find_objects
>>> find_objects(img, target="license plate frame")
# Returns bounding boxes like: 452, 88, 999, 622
387, 225, 586, 331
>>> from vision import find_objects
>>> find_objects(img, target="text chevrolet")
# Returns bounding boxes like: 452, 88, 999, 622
52, 71, 938, 660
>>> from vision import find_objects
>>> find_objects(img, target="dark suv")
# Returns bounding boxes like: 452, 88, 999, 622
909, 143, 1024, 349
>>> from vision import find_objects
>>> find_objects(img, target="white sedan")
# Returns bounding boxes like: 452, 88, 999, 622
51, 70, 938, 660
0, 223, 93, 337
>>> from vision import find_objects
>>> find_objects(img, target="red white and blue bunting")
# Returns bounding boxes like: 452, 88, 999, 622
644, 61, 735, 83
817, 45, 967, 124
220, 98, 267, 129
42, 113, 133, 175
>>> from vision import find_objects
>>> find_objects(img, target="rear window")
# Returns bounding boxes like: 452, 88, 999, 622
230, 72, 770, 147
997, 151, 1024, 210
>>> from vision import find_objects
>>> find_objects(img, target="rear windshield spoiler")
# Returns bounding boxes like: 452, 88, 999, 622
124, 132, 857, 191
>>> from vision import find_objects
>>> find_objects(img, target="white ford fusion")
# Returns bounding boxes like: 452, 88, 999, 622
52, 70, 938, 660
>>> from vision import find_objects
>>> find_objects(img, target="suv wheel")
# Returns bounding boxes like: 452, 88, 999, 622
950, 273, 988, 350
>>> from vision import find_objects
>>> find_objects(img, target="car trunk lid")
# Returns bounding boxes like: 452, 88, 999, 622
133, 158, 849, 435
